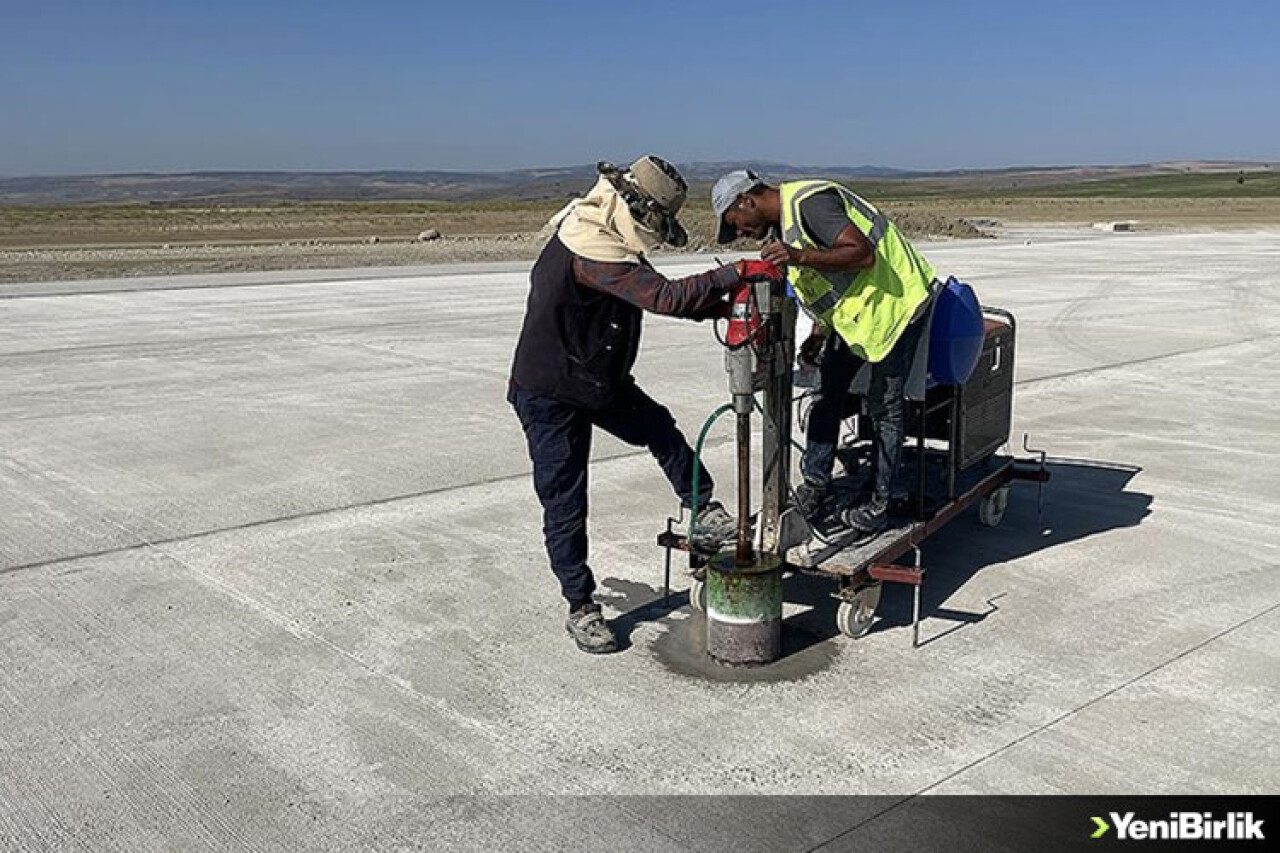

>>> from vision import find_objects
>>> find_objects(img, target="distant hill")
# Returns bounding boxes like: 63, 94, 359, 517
0, 160, 1273, 205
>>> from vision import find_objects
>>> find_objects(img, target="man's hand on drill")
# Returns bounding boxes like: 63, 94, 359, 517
761, 241, 799, 269
735, 259, 784, 282
686, 261, 779, 321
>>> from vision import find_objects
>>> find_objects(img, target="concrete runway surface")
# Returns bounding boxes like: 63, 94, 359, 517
2, 228, 1278, 850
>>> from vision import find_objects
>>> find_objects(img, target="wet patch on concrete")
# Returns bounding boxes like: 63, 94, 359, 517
650, 612, 841, 684
599, 576, 841, 684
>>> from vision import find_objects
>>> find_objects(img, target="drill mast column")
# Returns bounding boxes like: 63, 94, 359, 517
705, 279, 795, 666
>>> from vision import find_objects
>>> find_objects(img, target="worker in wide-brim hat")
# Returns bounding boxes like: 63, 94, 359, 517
510, 155, 783, 654
712, 169, 937, 535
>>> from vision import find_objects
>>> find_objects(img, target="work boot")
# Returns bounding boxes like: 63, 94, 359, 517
565, 602, 617, 655
794, 480, 828, 521
689, 501, 738, 553
842, 495, 889, 536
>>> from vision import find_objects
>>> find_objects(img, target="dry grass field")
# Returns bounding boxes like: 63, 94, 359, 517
3, 171, 1277, 282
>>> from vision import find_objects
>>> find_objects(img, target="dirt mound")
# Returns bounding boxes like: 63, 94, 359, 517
885, 209, 992, 239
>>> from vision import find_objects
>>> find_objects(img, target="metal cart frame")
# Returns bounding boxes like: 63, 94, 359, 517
657, 306, 1049, 648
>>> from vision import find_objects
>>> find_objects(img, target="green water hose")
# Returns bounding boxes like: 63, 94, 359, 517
687, 397, 809, 544
687, 402, 735, 543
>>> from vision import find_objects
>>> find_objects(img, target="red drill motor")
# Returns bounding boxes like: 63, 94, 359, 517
723, 260, 780, 350
725, 284, 763, 349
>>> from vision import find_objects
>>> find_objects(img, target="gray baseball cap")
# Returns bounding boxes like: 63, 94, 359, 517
711, 169, 765, 244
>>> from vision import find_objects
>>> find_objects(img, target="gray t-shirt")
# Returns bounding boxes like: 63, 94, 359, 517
798, 189, 854, 248
797, 189, 935, 324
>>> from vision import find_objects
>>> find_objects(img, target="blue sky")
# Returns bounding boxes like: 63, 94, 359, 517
2, 0, 1277, 176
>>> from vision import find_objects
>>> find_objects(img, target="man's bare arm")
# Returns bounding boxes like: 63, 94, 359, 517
761, 225, 874, 273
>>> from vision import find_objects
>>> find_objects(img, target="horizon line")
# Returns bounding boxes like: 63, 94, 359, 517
3, 158, 1277, 182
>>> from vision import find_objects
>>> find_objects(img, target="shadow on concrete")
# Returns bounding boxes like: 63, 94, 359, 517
605, 457, 1151, 659
797, 457, 1152, 649
602, 584, 691, 653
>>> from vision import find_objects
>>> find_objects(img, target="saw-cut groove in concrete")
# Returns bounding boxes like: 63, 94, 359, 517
1016, 331, 1280, 387
804, 595, 1280, 852
0, 437, 736, 578
7, 332, 1275, 578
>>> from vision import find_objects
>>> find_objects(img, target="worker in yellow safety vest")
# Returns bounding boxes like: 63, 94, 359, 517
713, 170, 937, 534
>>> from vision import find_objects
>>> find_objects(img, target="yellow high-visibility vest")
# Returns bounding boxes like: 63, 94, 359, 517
780, 180, 935, 362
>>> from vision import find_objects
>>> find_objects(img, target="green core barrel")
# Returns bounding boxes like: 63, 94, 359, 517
706, 551, 783, 665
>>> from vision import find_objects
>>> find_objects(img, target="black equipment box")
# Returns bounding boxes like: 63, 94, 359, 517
912, 310, 1016, 494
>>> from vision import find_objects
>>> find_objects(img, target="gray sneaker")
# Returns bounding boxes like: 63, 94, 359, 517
689, 501, 738, 553
794, 480, 828, 520
565, 603, 617, 654
842, 496, 889, 536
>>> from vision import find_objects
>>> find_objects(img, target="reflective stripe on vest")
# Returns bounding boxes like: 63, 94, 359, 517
782, 182, 888, 313
780, 180, 934, 362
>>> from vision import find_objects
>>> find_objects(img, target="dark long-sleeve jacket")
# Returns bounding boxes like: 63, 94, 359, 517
509, 235, 739, 409
571, 255, 739, 319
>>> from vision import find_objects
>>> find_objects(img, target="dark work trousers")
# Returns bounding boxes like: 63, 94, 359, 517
801, 316, 926, 502
510, 383, 714, 607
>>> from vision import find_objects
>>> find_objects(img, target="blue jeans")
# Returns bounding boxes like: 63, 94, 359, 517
510, 384, 713, 606
801, 317, 925, 503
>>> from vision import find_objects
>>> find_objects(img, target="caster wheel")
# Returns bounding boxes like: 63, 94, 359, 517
689, 577, 707, 613
978, 486, 1010, 527
836, 583, 882, 638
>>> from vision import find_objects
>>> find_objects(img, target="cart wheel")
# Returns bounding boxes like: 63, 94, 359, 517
689, 577, 707, 613
978, 486, 1010, 527
836, 583, 882, 639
